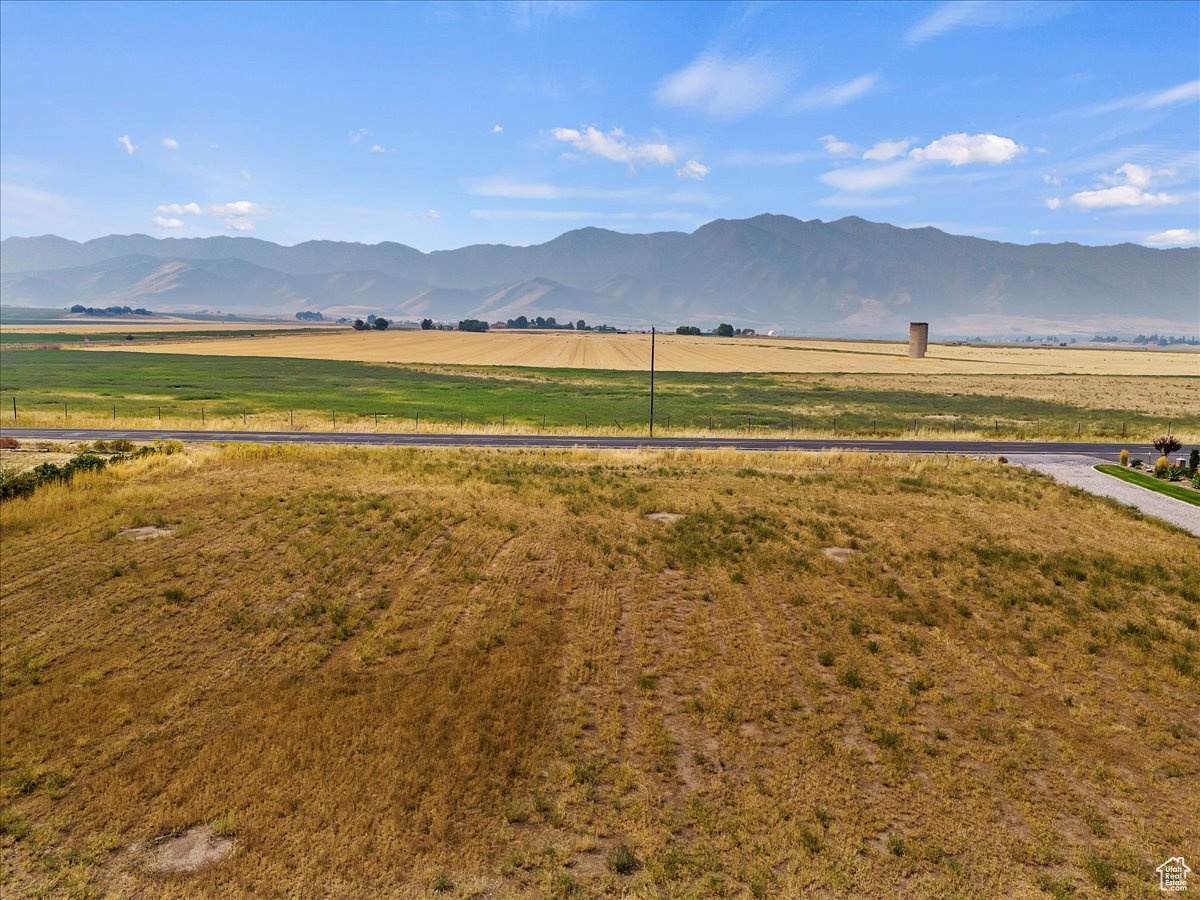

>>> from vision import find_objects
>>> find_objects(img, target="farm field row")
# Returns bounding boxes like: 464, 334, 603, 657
1, 444, 1196, 897
70, 328, 1200, 375
2, 351, 1196, 440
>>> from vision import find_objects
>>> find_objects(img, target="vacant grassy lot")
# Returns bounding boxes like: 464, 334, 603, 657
1, 446, 1197, 897
3, 350, 1195, 439
76, 329, 1200, 376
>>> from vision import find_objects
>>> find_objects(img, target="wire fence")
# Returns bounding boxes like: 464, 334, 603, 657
0, 395, 1184, 441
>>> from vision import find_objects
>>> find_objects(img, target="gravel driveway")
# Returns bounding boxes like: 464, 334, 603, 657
1010, 454, 1200, 537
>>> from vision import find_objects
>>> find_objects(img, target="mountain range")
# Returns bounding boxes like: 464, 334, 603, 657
2, 215, 1197, 336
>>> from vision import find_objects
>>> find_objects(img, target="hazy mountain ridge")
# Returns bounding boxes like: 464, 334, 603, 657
3, 215, 1197, 334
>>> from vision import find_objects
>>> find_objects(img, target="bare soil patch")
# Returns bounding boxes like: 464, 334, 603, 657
146, 825, 234, 874
644, 512, 685, 523
822, 546, 859, 561
121, 526, 176, 540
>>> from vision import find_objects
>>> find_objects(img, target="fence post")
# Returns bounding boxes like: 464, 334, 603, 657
666, 415, 670, 430
416, 412, 420, 428
290, 409, 294, 428
158, 406, 162, 421
244, 407, 247, 425
460, 412, 464, 427
375, 411, 379, 427
584, 413, 588, 429
64, 402, 68, 420
201, 406, 205, 425
10, 396, 14, 421
113, 405, 116, 422
332, 409, 336, 429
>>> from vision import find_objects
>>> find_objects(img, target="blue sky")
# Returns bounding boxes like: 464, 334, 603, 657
2, 0, 1197, 250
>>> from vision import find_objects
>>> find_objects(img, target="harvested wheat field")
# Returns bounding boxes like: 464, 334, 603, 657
2, 446, 1198, 898
76, 329, 1199, 375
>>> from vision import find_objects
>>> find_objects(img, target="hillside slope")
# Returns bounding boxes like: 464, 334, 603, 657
1, 445, 1197, 897
4, 216, 1197, 333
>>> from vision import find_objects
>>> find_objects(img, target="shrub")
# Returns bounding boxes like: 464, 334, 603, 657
1085, 855, 1117, 891
432, 873, 454, 893
0, 437, 18, 450
607, 843, 638, 875
1153, 435, 1182, 457
1190, 448, 1199, 475
1118, 448, 1129, 466
1154, 456, 1171, 477
838, 667, 864, 689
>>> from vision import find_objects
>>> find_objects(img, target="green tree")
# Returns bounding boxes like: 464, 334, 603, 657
420, 318, 433, 330
715, 323, 734, 337
373, 317, 390, 330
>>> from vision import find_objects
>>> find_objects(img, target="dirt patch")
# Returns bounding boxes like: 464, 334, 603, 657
822, 547, 859, 562
644, 512, 685, 523
146, 825, 234, 874
121, 526, 176, 540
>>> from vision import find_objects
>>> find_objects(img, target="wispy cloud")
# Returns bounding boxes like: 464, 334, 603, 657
462, 177, 652, 199
904, 1, 1070, 46
150, 216, 185, 229
721, 149, 817, 166
117, 135, 137, 154
1143, 228, 1199, 247
552, 126, 676, 167
819, 160, 919, 193
792, 74, 877, 111
370, 144, 387, 153
348, 128, 372, 144
655, 52, 789, 119
863, 139, 912, 162
676, 159, 710, 180
501, 0, 589, 32
470, 208, 617, 221
161, 137, 180, 150
1086, 79, 1200, 115
820, 135, 857, 157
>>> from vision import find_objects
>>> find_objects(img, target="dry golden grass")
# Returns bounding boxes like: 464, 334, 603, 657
2, 446, 1198, 898
75, 329, 1199, 375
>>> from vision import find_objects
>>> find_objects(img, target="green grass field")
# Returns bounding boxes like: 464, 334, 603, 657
1, 349, 1195, 438
1095, 464, 1200, 506
0, 329, 326, 345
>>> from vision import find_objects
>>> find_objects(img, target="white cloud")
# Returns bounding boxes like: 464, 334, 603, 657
1042, 173, 1061, 186
676, 159, 710, 180
909, 133, 1024, 165
348, 128, 372, 144
863, 139, 911, 162
462, 177, 651, 199
904, 0, 1068, 46
655, 52, 789, 119
820, 135, 857, 157
415, 209, 441, 220
1101, 163, 1167, 188
1143, 228, 1200, 247
493, 124, 504, 133
151, 216, 185, 229
1067, 185, 1179, 209
502, 0, 589, 31
1065, 164, 1182, 208
154, 199, 268, 230
552, 126, 676, 167
370, 144, 386, 153
1044, 197, 1062, 209
161, 137, 180, 150
156, 202, 204, 216
793, 74, 877, 111
117, 135, 137, 154
819, 160, 919, 192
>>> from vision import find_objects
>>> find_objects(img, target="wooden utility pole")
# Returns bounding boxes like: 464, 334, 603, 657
649, 326, 656, 437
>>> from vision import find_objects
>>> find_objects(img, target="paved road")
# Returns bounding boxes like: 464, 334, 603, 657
1012, 454, 1200, 537
0, 426, 1150, 458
